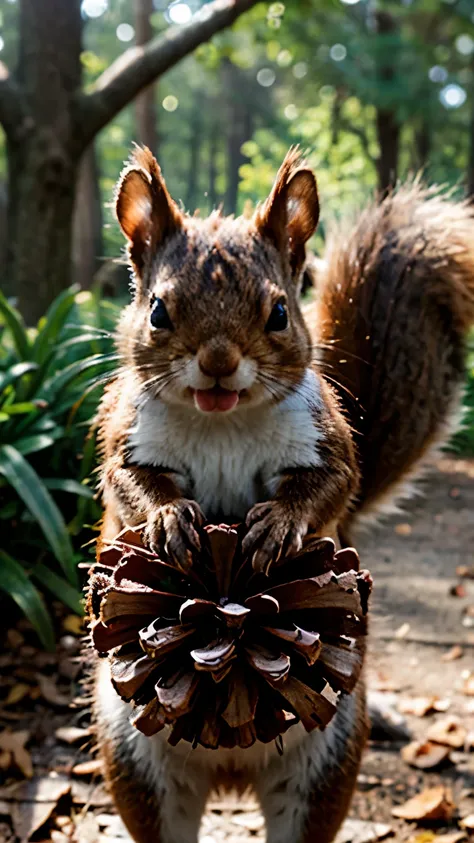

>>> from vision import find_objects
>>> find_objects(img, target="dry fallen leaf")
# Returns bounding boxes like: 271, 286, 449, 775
0, 730, 33, 778
460, 815, 474, 831
398, 697, 438, 717
55, 727, 90, 745
395, 623, 411, 640
427, 716, 467, 748
11, 800, 58, 841
71, 759, 103, 777
395, 523, 412, 536
336, 818, 393, 843
37, 674, 71, 707
401, 740, 451, 770
392, 786, 455, 822
462, 673, 474, 696
434, 834, 467, 843
7, 775, 71, 842
62, 614, 84, 635
5, 683, 31, 706
441, 645, 463, 663
457, 565, 474, 579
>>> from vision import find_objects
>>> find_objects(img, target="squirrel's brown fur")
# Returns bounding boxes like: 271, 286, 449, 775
93, 150, 474, 843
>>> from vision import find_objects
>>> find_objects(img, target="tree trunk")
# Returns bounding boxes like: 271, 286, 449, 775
208, 119, 219, 210
223, 60, 253, 215
374, 11, 400, 194
415, 119, 431, 172
72, 144, 103, 289
186, 105, 203, 211
4, 0, 82, 323
134, 0, 159, 154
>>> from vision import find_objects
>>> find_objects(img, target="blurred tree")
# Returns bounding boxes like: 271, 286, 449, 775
0, 0, 260, 323
134, 0, 159, 155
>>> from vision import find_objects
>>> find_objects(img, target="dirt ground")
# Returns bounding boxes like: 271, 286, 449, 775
0, 457, 473, 843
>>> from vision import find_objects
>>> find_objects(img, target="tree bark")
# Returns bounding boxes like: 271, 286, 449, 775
134, 0, 159, 155
374, 11, 400, 194
0, 0, 260, 323
223, 60, 253, 215
72, 144, 103, 289
186, 104, 203, 211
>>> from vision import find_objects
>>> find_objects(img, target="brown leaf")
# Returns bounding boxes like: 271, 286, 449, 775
0, 730, 33, 778
336, 818, 393, 843
457, 565, 474, 579
11, 801, 57, 841
462, 673, 474, 696
37, 675, 71, 707
8, 776, 71, 842
395, 523, 412, 536
401, 740, 451, 769
5, 683, 31, 706
398, 696, 439, 717
62, 614, 84, 635
441, 645, 463, 662
392, 786, 455, 822
71, 759, 103, 777
426, 716, 467, 748
55, 727, 90, 745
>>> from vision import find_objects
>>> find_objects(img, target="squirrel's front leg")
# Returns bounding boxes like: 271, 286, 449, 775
243, 391, 359, 574
104, 462, 204, 571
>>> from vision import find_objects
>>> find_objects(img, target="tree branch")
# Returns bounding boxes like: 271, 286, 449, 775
0, 62, 27, 140
78, 0, 260, 148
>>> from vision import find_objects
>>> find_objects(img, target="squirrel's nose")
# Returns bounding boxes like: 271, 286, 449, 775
198, 341, 241, 380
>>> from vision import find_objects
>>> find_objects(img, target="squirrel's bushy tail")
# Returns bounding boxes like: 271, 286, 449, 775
306, 182, 474, 529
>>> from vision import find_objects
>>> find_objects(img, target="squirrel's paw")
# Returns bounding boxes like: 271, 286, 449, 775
144, 499, 205, 572
242, 501, 307, 576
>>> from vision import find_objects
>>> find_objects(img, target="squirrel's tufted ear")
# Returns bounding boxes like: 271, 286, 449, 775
116, 146, 183, 276
255, 147, 319, 277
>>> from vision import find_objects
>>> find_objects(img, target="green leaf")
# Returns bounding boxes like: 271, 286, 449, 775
0, 445, 77, 586
33, 286, 79, 365
33, 563, 84, 616
43, 478, 94, 499
0, 362, 39, 394
0, 291, 31, 360
40, 353, 117, 402
1, 402, 40, 415
14, 434, 57, 455
0, 551, 55, 650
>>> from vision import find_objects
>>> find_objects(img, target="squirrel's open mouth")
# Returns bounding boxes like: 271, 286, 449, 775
193, 385, 240, 413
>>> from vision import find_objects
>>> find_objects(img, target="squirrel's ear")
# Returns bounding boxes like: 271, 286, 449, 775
116, 147, 183, 275
255, 147, 319, 277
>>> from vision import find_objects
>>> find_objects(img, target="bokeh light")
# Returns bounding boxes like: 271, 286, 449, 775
284, 104, 298, 120
277, 49, 293, 67
82, 0, 108, 18
162, 95, 179, 112
428, 65, 448, 83
340, 0, 360, 5
0, 37, 4, 52
293, 62, 308, 79
330, 44, 347, 62
167, 3, 192, 25
455, 34, 474, 57
116, 24, 134, 42
439, 83, 467, 109
257, 68, 276, 87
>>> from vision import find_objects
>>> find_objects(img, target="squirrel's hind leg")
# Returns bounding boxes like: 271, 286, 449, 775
255, 684, 369, 843
94, 660, 211, 843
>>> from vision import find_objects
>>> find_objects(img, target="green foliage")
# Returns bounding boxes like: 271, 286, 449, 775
448, 337, 474, 457
0, 288, 118, 647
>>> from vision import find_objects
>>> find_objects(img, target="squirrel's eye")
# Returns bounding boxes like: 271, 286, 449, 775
265, 301, 288, 332
150, 298, 173, 331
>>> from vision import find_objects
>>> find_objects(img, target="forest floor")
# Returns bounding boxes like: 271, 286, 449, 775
0, 457, 473, 843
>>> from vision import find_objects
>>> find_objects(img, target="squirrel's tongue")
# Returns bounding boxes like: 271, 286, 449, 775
194, 386, 239, 413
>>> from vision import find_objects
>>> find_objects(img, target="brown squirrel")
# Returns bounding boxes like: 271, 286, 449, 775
94, 148, 474, 843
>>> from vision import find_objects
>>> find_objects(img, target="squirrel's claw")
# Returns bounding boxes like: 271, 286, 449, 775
144, 499, 205, 572
243, 501, 306, 576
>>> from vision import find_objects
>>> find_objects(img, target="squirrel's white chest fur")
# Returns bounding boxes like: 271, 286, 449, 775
128, 369, 322, 518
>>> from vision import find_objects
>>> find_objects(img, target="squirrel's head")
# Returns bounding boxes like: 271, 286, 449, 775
116, 146, 319, 414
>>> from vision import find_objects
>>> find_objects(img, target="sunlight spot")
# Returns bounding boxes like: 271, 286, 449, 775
277, 49, 292, 67
340, 0, 360, 5
116, 23, 134, 42
82, 0, 107, 17
293, 62, 307, 79
167, 3, 192, 24
440, 83, 466, 109
455, 34, 474, 56
0, 37, 4, 52
429, 65, 448, 83
162, 95, 179, 112
284, 104, 298, 120
330, 44, 347, 62
257, 68, 276, 87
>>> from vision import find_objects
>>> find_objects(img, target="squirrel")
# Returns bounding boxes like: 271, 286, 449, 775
93, 147, 474, 843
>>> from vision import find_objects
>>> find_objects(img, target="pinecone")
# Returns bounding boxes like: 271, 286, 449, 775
87, 524, 371, 750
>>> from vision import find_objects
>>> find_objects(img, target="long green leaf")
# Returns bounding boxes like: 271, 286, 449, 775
33, 286, 79, 365
41, 354, 117, 402
0, 291, 31, 360
43, 478, 94, 498
0, 362, 38, 395
0, 551, 55, 650
0, 445, 77, 586
14, 434, 58, 456
33, 563, 84, 616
